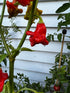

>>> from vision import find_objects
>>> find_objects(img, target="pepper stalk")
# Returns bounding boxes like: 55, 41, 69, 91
55, 29, 67, 85
9, 0, 39, 93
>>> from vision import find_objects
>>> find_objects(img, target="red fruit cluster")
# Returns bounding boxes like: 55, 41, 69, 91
16, 0, 34, 6
6, 0, 34, 18
54, 85, 60, 91
0, 68, 8, 92
26, 23, 49, 46
6, 0, 23, 18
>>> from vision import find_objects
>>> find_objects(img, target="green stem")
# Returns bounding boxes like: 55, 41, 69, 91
9, 0, 38, 93
9, 58, 15, 93
0, 0, 11, 55
17, 87, 38, 93
0, 0, 6, 26
33, 15, 43, 23
38, 16, 43, 23
0, 0, 14, 93
17, 0, 38, 50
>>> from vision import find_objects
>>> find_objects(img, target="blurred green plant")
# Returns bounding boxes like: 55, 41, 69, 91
12, 52, 70, 93
56, 1, 70, 31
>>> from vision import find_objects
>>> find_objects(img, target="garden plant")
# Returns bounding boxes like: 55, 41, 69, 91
0, 0, 70, 93
0, 0, 49, 93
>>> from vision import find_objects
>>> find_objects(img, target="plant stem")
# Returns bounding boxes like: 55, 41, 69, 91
17, 87, 38, 93
0, 0, 6, 26
0, 0, 11, 55
17, 0, 38, 50
0, 0, 14, 93
0, 1, 14, 93
9, 0, 38, 93
9, 57, 15, 93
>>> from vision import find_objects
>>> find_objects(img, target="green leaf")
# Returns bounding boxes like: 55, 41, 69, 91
61, 65, 66, 70
46, 34, 52, 42
57, 14, 65, 20
65, 13, 70, 21
57, 21, 63, 31
67, 45, 70, 50
61, 80, 68, 83
51, 35, 54, 41
56, 3, 70, 13
21, 47, 33, 51
0, 54, 8, 63
2, 81, 10, 93
1, 85, 5, 93
57, 18, 70, 31
57, 33, 62, 42
62, 20, 70, 26
3, 58, 7, 66
8, 44, 14, 50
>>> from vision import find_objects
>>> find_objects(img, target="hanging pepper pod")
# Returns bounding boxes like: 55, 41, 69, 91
54, 84, 60, 91
16, 0, 34, 6
24, 2, 42, 23
0, 68, 8, 92
6, 0, 23, 18
26, 16, 49, 46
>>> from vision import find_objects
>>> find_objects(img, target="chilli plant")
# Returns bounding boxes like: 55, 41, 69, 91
48, 1, 70, 93
0, 0, 49, 93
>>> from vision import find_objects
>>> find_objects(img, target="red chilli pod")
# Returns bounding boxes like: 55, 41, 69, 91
6, 0, 23, 18
16, 0, 34, 6
0, 68, 8, 92
54, 84, 60, 91
26, 16, 49, 46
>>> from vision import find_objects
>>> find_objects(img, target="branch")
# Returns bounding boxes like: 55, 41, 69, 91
0, 0, 11, 55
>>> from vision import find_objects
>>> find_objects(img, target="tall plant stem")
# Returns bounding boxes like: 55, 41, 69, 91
9, 58, 15, 93
0, 0, 6, 26
0, 1, 15, 93
9, 0, 38, 93
0, 0, 14, 93
17, 0, 38, 50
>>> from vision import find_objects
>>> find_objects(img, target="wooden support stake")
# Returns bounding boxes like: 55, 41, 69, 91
58, 34, 65, 68
56, 29, 67, 85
